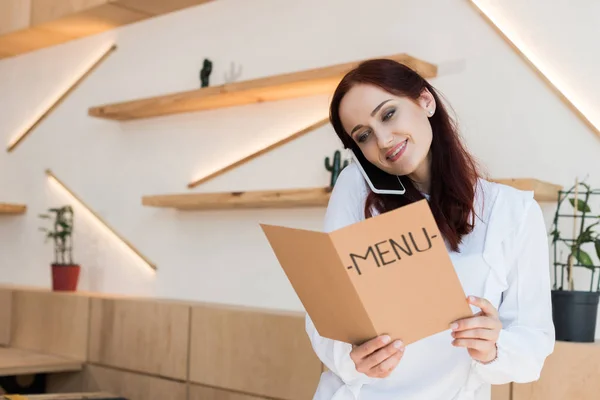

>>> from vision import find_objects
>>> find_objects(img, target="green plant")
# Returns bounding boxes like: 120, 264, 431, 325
325, 150, 349, 188
38, 205, 75, 265
550, 179, 600, 291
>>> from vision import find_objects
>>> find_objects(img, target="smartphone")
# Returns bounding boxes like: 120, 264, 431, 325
349, 149, 406, 195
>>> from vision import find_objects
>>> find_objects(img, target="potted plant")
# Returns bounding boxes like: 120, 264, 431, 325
550, 179, 600, 342
38, 205, 80, 291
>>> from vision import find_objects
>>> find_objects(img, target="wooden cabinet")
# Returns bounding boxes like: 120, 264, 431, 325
492, 384, 511, 400
513, 341, 600, 400
0, 289, 11, 345
1, 286, 599, 400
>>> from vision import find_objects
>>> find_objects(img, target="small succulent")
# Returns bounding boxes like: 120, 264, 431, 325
200, 58, 213, 88
325, 150, 349, 188
224, 62, 242, 83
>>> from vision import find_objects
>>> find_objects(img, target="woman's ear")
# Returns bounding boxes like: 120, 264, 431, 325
418, 88, 436, 116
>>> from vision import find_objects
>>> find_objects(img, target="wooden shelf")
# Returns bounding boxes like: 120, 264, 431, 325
0, 0, 213, 60
143, 178, 561, 211
0, 202, 26, 214
142, 187, 333, 210
491, 178, 562, 202
88, 53, 438, 121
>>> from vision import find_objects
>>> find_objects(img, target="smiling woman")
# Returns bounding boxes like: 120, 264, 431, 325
330, 59, 480, 253
305, 59, 556, 400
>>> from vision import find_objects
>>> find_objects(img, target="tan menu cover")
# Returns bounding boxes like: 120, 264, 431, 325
260, 199, 473, 346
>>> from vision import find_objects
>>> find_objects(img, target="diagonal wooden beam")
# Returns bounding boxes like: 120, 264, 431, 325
468, 0, 600, 139
6, 44, 117, 153
187, 117, 330, 188
45, 169, 156, 271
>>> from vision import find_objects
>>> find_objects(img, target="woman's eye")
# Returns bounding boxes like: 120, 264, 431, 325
382, 109, 395, 121
358, 130, 371, 143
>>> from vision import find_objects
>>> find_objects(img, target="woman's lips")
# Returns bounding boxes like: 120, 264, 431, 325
386, 139, 408, 162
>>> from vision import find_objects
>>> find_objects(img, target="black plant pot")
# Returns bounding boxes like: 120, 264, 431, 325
551, 289, 600, 342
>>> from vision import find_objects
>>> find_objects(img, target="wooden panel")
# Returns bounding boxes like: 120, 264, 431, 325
47, 371, 85, 393
189, 305, 321, 400
27, 394, 117, 400
0, 203, 27, 215
0, 0, 213, 59
0, 48, 15, 58
88, 297, 189, 380
491, 178, 562, 202
30, 0, 109, 25
142, 187, 332, 210
88, 54, 438, 120
492, 384, 511, 400
0, 27, 73, 56
0, 0, 31, 35
84, 364, 187, 400
0, 347, 83, 376
34, 3, 149, 39
0, 289, 11, 345
11, 290, 89, 360
113, 0, 213, 15
189, 384, 268, 400
513, 341, 600, 400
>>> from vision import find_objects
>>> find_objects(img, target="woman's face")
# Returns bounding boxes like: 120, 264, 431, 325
338, 83, 435, 180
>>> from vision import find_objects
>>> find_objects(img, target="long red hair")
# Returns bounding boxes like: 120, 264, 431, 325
329, 59, 482, 252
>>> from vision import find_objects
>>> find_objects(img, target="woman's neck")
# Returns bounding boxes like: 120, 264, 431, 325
408, 153, 432, 195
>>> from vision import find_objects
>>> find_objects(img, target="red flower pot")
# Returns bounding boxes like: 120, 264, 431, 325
51, 264, 80, 291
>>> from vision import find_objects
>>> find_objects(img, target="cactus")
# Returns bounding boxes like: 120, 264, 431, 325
200, 58, 213, 87
325, 150, 349, 188
224, 62, 243, 83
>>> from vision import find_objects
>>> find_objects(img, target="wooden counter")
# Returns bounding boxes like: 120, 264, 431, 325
0, 347, 82, 377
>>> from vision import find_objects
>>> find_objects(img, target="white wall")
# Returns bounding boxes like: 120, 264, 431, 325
1, 0, 599, 317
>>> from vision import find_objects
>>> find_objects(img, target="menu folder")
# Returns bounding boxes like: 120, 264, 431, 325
260, 199, 473, 346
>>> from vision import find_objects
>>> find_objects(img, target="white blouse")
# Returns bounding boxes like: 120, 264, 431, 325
305, 162, 555, 400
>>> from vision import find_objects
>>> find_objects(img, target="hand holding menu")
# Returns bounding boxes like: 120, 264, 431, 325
260, 199, 473, 346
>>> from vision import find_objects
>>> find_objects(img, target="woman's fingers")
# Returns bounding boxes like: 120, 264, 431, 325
452, 338, 491, 352
360, 340, 404, 371
370, 347, 405, 378
451, 315, 501, 332
450, 296, 502, 364
468, 296, 499, 317
452, 328, 497, 341
350, 335, 405, 377
351, 335, 392, 360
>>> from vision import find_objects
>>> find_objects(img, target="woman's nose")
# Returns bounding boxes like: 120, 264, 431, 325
376, 129, 395, 149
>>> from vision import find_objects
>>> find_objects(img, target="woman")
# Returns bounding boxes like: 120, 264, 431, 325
305, 59, 555, 400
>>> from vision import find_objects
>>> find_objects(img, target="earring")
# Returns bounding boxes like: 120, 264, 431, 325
428, 109, 434, 116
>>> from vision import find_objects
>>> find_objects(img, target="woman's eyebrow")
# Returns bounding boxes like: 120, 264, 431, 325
350, 99, 393, 135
